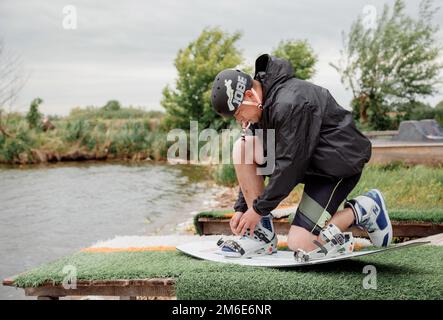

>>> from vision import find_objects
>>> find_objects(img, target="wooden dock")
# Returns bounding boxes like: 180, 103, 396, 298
370, 141, 443, 165
2, 277, 176, 300
196, 217, 443, 238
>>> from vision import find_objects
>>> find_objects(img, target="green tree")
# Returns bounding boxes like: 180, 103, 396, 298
436, 100, 443, 109
331, 0, 442, 129
161, 27, 243, 130
103, 100, 121, 111
26, 97, 43, 129
272, 39, 317, 80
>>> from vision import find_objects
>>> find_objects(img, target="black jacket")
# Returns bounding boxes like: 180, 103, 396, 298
234, 54, 372, 216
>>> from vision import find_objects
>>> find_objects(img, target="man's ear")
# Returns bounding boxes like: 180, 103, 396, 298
244, 89, 253, 98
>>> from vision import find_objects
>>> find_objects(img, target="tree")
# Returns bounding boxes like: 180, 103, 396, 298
272, 39, 317, 80
436, 100, 443, 110
0, 39, 26, 108
0, 39, 27, 137
26, 98, 43, 129
331, 0, 442, 129
103, 100, 121, 111
161, 27, 243, 130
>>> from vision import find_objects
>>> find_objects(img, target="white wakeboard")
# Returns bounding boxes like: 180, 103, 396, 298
176, 240, 429, 267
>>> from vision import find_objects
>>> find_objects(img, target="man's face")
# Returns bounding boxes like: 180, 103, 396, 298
233, 89, 262, 125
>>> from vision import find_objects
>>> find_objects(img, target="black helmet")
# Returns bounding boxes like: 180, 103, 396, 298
211, 69, 253, 117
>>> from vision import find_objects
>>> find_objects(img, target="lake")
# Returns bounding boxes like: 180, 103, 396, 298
0, 162, 215, 299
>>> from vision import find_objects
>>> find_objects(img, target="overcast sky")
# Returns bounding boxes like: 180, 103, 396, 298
1, 0, 442, 115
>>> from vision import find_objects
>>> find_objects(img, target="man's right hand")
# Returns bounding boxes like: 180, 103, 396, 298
230, 212, 244, 235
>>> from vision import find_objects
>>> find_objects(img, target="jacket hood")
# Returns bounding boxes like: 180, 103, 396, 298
254, 54, 294, 100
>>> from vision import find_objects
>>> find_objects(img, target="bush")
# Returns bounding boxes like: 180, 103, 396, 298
391, 101, 443, 127
63, 119, 91, 143
26, 98, 43, 130
0, 124, 35, 162
212, 163, 237, 186
103, 100, 121, 111
68, 105, 163, 121
408, 107, 443, 127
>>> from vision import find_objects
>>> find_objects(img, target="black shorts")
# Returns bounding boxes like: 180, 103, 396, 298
291, 173, 362, 235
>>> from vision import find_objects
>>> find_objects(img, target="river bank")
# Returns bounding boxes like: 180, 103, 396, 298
0, 105, 171, 165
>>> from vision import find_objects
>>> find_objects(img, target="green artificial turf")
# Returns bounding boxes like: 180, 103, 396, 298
12, 245, 443, 300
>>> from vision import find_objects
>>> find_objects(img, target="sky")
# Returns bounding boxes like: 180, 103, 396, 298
0, 0, 442, 116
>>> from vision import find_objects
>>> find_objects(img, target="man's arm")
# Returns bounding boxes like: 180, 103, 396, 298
252, 102, 321, 216
232, 122, 263, 213
234, 188, 248, 213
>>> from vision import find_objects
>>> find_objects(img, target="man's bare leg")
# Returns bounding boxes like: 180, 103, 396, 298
288, 207, 355, 252
233, 136, 357, 252
328, 207, 355, 231
232, 136, 264, 208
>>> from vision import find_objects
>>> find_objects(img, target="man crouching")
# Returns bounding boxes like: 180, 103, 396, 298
210, 54, 393, 260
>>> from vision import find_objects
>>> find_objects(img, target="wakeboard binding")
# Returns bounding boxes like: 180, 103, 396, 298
217, 214, 278, 258
294, 223, 354, 262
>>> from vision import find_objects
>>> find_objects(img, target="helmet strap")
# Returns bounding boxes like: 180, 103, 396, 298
241, 88, 263, 110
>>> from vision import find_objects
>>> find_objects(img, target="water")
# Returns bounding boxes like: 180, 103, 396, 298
0, 162, 215, 299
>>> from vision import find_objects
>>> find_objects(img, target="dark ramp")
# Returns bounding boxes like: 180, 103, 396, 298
394, 119, 443, 142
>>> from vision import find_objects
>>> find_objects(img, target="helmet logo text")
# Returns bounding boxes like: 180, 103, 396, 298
225, 75, 248, 111
224, 79, 235, 111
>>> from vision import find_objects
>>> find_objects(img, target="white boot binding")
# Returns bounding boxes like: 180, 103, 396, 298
344, 189, 393, 247
217, 215, 278, 258
294, 224, 354, 262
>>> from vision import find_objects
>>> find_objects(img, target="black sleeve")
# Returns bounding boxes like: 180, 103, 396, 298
252, 102, 321, 216
233, 188, 248, 213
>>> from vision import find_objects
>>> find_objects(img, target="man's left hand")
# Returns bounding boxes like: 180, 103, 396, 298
235, 207, 262, 237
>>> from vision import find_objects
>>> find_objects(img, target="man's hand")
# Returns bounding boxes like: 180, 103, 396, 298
230, 212, 244, 234
235, 207, 262, 237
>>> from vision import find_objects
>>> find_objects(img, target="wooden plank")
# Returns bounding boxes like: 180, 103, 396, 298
37, 296, 59, 300
364, 130, 399, 138
3, 278, 176, 299
198, 218, 443, 238
370, 143, 443, 165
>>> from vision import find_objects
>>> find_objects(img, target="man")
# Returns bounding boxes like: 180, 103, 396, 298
210, 54, 393, 259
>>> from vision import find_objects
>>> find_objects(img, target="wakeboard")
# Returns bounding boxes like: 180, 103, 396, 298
176, 240, 429, 267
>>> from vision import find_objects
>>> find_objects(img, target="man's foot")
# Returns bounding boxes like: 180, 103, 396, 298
218, 215, 278, 258
345, 189, 393, 247
294, 223, 354, 262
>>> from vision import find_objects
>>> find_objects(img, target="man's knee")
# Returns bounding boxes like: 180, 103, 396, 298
233, 137, 254, 165
233, 136, 262, 165
232, 138, 243, 165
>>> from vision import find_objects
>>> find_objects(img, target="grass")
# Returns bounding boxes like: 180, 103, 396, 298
198, 163, 443, 226
67, 105, 164, 121
11, 245, 443, 299
348, 163, 443, 211
0, 114, 169, 163
212, 163, 238, 186
284, 163, 443, 222
213, 161, 443, 213
193, 208, 443, 236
